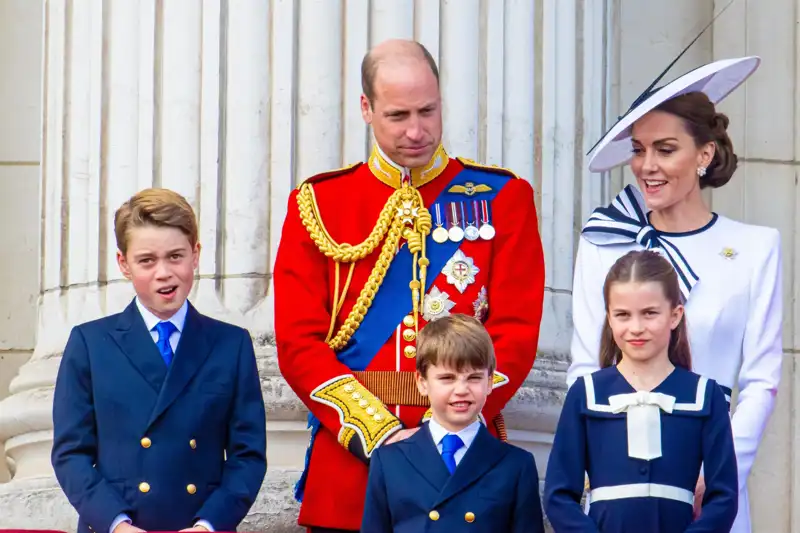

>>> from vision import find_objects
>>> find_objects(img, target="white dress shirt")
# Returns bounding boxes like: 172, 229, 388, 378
110, 299, 214, 533
427, 417, 481, 468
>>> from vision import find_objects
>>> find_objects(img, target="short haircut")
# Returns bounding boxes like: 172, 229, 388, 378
114, 188, 198, 255
416, 314, 496, 377
361, 41, 439, 106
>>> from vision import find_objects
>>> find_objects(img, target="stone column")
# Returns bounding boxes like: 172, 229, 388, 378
708, 0, 799, 530
0, 1, 611, 531
0, 1, 303, 530
0, 0, 43, 485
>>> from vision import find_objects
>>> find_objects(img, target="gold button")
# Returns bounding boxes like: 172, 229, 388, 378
429, 510, 439, 521
373, 413, 383, 422
465, 511, 475, 523
404, 345, 417, 358
140, 437, 151, 449
186, 484, 197, 495
366, 406, 376, 415
189, 439, 197, 449
352, 392, 362, 400
403, 315, 415, 327
138, 482, 150, 493
344, 383, 355, 393
402, 328, 416, 342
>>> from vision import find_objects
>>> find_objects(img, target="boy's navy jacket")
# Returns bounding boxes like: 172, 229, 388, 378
360, 421, 545, 533
51, 299, 267, 533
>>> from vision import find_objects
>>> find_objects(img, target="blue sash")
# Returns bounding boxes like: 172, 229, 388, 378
294, 166, 513, 501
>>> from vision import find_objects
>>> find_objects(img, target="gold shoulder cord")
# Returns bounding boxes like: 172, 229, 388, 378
296, 182, 432, 351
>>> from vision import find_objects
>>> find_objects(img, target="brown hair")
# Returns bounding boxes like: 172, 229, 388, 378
361, 41, 439, 106
416, 314, 496, 377
653, 91, 738, 189
114, 188, 198, 255
599, 250, 692, 370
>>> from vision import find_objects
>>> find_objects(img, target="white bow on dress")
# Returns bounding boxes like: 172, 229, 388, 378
609, 391, 676, 460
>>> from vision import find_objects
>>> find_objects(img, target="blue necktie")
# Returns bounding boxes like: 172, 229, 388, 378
441, 434, 464, 475
154, 321, 177, 366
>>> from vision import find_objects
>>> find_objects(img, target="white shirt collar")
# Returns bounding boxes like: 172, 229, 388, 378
427, 416, 481, 449
135, 297, 188, 333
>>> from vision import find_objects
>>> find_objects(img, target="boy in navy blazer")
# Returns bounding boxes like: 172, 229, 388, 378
361, 314, 545, 533
51, 189, 267, 533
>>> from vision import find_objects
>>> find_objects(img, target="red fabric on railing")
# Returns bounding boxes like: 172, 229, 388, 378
0, 530, 71, 533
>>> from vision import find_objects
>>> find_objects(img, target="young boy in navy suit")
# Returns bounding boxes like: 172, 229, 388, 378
361, 314, 545, 532
51, 189, 267, 533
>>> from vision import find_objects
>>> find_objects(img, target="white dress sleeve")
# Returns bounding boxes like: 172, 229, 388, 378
731, 228, 783, 491
567, 236, 608, 388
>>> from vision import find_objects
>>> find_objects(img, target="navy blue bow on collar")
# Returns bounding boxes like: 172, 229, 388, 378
581, 185, 699, 300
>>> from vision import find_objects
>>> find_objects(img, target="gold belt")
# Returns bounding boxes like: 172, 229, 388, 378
352, 371, 430, 407
352, 370, 508, 441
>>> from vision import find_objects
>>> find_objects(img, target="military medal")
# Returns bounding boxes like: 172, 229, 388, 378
464, 202, 479, 241
448, 203, 464, 242
423, 286, 456, 321
478, 200, 495, 240
443, 250, 480, 293
432, 203, 449, 244
473, 286, 489, 322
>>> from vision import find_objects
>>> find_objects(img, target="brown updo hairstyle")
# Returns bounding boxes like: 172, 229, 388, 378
599, 250, 692, 371
653, 91, 738, 188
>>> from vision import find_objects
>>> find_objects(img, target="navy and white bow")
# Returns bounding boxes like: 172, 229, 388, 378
581, 185, 699, 300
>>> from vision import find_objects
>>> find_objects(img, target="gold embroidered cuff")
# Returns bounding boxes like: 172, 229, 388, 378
421, 407, 433, 422
311, 375, 402, 461
493, 370, 510, 389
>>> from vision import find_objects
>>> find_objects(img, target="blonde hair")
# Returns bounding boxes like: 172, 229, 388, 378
114, 188, 198, 255
416, 314, 496, 377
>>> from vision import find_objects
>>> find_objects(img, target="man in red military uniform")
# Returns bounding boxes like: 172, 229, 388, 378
274, 39, 545, 532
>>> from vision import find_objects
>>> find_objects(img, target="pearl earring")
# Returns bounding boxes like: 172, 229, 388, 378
697, 166, 707, 177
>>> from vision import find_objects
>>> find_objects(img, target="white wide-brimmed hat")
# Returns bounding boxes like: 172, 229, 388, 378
587, 56, 761, 172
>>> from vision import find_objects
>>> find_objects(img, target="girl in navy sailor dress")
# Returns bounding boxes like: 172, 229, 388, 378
545, 250, 737, 533
571, 60, 782, 533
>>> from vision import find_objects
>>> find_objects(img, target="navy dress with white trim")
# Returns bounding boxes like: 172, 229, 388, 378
544, 365, 737, 533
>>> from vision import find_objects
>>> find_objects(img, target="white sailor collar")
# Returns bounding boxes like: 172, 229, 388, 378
581, 366, 713, 418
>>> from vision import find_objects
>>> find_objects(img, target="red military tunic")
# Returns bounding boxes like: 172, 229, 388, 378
274, 145, 545, 531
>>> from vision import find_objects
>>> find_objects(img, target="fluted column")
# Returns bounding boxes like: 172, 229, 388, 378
0, 1, 302, 530
0, 1, 611, 531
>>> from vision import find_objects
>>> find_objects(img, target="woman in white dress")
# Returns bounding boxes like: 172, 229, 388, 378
567, 56, 783, 533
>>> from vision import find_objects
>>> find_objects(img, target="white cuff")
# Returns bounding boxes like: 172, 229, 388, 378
109, 514, 131, 533
195, 519, 215, 532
